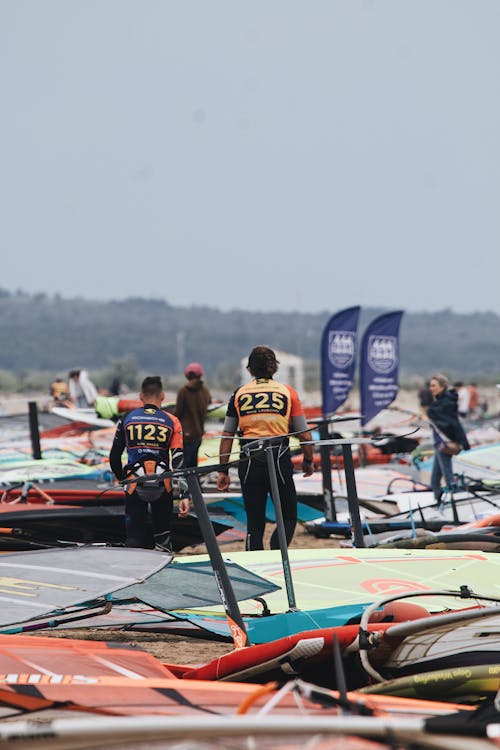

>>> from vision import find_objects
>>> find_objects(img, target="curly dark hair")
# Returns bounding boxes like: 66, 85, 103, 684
247, 346, 279, 378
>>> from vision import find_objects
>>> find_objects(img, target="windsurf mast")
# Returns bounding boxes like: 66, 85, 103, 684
309, 414, 362, 524
315, 418, 337, 523
28, 401, 42, 460
342, 442, 365, 548
265, 445, 298, 611
185, 471, 250, 648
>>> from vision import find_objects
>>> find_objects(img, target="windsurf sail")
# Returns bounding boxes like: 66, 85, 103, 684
165, 548, 500, 643
0, 547, 170, 629
113, 559, 280, 612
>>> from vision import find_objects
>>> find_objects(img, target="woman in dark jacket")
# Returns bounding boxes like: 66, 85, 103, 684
427, 373, 470, 500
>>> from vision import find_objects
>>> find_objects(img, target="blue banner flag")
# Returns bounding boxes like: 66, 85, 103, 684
360, 310, 404, 426
321, 306, 361, 416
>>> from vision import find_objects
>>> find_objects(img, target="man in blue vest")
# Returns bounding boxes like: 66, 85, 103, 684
109, 376, 189, 552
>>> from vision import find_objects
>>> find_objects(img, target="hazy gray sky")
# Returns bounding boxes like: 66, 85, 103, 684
2, 1, 499, 314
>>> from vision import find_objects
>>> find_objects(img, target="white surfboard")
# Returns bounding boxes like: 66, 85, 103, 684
51, 407, 115, 428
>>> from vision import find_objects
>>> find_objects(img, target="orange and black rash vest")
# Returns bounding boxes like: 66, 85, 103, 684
223, 378, 309, 440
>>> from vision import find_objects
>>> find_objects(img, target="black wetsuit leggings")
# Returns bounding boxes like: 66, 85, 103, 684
238, 451, 297, 551
125, 491, 173, 548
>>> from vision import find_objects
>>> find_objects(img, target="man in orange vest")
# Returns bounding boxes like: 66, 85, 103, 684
217, 346, 313, 550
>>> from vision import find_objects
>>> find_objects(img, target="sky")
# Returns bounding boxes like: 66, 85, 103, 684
2, 1, 499, 315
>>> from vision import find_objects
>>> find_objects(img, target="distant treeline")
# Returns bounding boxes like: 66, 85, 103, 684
0, 290, 499, 391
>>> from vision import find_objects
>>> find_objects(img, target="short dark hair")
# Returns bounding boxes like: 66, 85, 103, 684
141, 376, 163, 398
247, 346, 279, 378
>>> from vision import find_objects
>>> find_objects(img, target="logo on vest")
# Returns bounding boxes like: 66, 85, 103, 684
367, 335, 398, 374
328, 331, 356, 369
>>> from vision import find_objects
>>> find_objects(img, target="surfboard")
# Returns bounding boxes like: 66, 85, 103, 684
0, 458, 110, 485
367, 607, 500, 680
205, 494, 323, 525
0, 483, 125, 505
175, 621, 402, 686
293, 465, 429, 513
52, 401, 228, 430
0, 505, 235, 553
51, 406, 115, 428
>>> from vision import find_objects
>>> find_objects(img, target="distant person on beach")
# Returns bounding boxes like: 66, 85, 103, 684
454, 381, 470, 419
174, 362, 211, 468
109, 376, 123, 396
428, 374, 470, 501
216, 345, 314, 551
467, 382, 480, 418
109, 375, 189, 552
68, 369, 98, 408
108, 375, 129, 397
50, 377, 70, 406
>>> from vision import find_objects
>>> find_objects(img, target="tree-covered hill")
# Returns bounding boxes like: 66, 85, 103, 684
0, 290, 499, 383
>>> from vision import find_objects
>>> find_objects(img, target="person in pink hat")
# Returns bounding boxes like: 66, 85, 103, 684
174, 362, 212, 467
